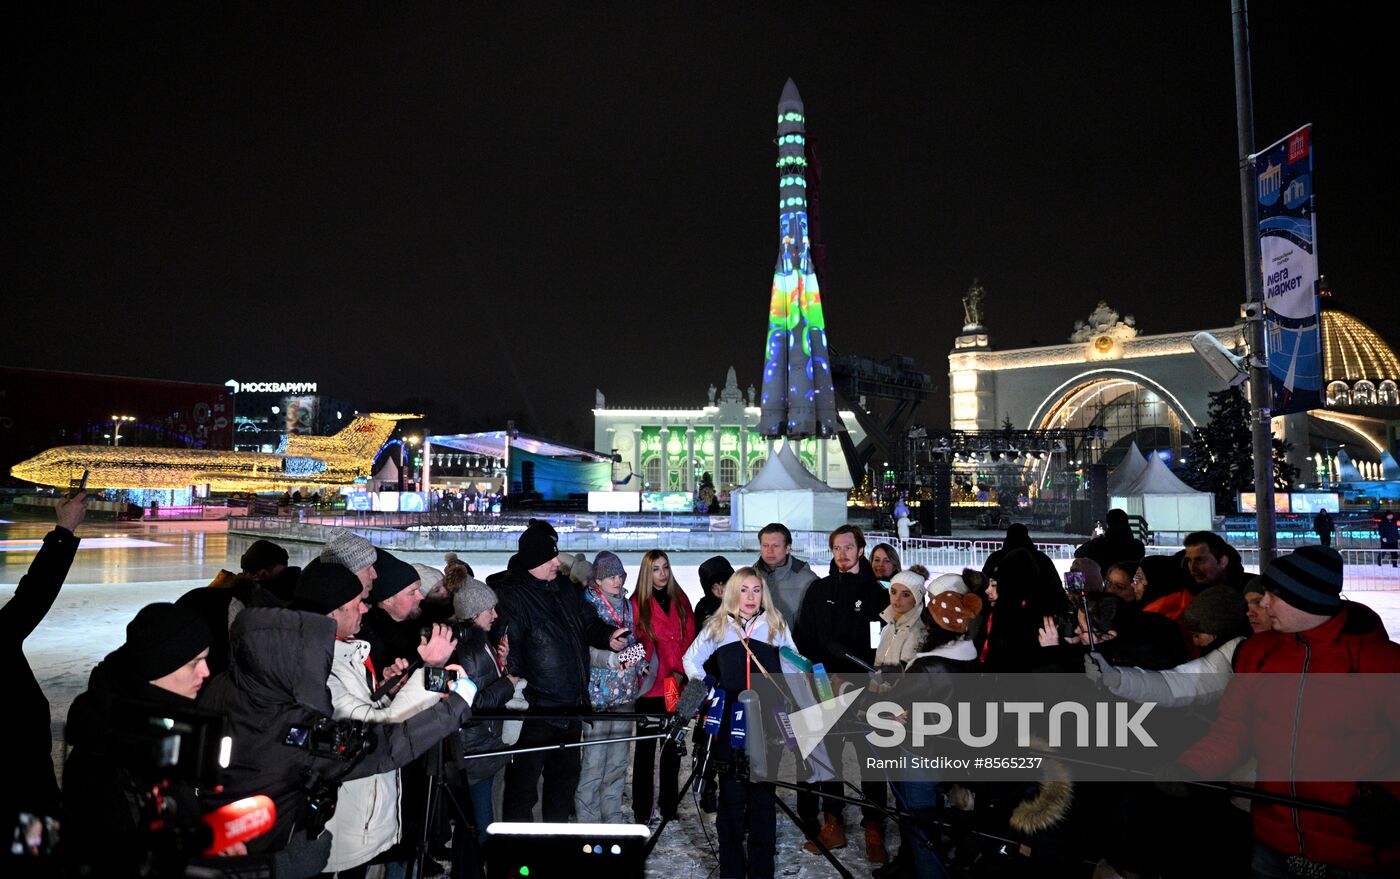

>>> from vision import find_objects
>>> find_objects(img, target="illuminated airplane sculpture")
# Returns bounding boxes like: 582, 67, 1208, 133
11, 413, 417, 492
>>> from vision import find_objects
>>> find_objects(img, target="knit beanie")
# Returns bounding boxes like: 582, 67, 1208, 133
698, 555, 735, 590
413, 563, 444, 597
928, 572, 969, 596
371, 549, 421, 603
442, 552, 473, 593
890, 570, 928, 606
240, 539, 289, 573
292, 557, 363, 614
517, 526, 558, 571
124, 602, 212, 681
1262, 545, 1344, 616
453, 578, 497, 621
320, 530, 377, 574
1182, 584, 1249, 637
929, 592, 983, 635
592, 550, 627, 584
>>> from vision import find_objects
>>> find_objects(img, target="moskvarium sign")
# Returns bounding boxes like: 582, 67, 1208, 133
224, 380, 318, 394
1256, 124, 1320, 416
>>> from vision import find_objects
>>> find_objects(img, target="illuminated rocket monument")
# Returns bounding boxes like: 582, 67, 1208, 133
759, 79, 841, 440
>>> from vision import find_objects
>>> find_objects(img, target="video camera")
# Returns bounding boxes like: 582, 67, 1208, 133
283, 717, 375, 762
110, 696, 232, 789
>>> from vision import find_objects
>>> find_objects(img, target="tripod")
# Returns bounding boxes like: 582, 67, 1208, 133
407, 740, 473, 879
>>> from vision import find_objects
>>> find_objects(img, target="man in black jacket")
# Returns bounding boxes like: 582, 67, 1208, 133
793, 524, 891, 862
1074, 508, 1146, 572
63, 601, 221, 875
2, 491, 85, 833
497, 527, 627, 822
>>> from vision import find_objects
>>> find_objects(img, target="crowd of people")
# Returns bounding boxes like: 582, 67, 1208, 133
4, 494, 1399, 878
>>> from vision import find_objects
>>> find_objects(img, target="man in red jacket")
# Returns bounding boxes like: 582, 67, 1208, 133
1177, 545, 1400, 877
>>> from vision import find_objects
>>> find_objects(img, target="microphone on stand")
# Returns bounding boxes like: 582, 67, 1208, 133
663, 679, 710, 748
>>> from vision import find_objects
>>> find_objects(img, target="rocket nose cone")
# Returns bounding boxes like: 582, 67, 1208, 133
779, 77, 803, 109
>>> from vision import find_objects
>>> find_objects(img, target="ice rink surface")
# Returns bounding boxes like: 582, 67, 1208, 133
4, 515, 1399, 877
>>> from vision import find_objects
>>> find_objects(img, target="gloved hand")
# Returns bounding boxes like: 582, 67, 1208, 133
1084, 652, 1122, 690
449, 674, 479, 706
501, 678, 529, 746
505, 678, 529, 710
1154, 762, 1194, 799
1349, 784, 1400, 845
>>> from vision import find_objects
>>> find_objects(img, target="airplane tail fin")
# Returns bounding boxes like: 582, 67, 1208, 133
285, 413, 420, 466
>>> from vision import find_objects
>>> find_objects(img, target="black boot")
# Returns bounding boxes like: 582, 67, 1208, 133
871, 844, 913, 879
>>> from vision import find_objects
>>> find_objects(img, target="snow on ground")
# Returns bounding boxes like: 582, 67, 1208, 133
4, 518, 1400, 876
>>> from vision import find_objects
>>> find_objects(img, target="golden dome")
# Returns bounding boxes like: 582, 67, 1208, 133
1322, 310, 1400, 382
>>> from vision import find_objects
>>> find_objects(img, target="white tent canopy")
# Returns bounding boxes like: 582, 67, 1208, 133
731, 441, 847, 532
1110, 453, 1214, 534
1107, 442, 1150, 495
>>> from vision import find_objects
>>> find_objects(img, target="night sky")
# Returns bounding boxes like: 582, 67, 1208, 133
7, 4, 1392, 445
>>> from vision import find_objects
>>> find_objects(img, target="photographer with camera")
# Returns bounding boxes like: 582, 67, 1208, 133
62, 601, 232, 874
359, 549, 435, 673
198, 591, 477, 878
291, 558, 468, 876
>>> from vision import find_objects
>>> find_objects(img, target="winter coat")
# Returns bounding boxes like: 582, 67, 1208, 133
634, 588, 696, 699
1, 525, 78, 822
1074, 527, 1145, 572
1313, 510, 1335, 536
1107, 635, 1244, 707
450, 624, 517, 784
793, 556, 888, 673
497, 571, 619, 717
1178, 602, 1400, 872
197, 608, 471, 858
754, 554, 818, 628
62, 650, 207, 876
584, 587, 647, 709
360, 606, 422, 674
683, 614, 795, 760
980, 548, 1056, 672
322, 637, 441, 872
693, 592, 723, 634
874, 605, 927, 669
982, 525, 1065, 615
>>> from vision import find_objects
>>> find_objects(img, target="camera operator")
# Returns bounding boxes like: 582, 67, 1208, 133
289, 558, 466, 876
62, 601, 225, 874
197, 597, 476, 878
2, 490, 85, 832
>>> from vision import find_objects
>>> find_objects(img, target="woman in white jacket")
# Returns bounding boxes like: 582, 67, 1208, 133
682, 567, 794, 879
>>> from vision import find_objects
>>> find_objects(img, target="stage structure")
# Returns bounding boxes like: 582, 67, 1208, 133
894, 427, 1108, 536
759, 79, 840, 441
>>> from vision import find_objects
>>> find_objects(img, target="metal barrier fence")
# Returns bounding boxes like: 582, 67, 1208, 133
228, 519, 1400, 586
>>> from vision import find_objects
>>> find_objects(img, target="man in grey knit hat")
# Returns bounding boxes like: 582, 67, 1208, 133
321, 529, 379, 589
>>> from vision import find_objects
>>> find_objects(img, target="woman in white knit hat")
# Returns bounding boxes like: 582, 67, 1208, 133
874, 570, 930, 670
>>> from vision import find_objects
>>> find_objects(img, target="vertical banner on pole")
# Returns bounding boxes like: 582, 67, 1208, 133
1257, 124, 1321, 415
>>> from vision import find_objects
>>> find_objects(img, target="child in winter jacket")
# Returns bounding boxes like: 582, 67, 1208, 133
576, 551, 655, 823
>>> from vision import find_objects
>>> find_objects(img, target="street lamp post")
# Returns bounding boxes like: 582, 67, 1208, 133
111, 414, 136, 446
